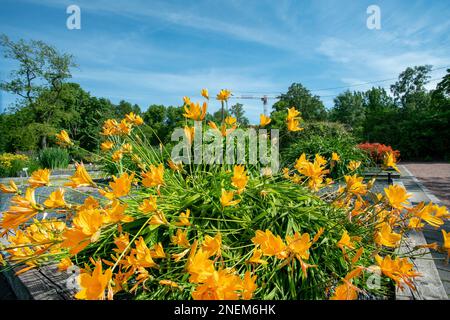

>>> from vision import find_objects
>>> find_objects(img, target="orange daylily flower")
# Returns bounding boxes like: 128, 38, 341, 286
149, 211, 169, 225
0, 180, 19, 194
242, 271, 257, 300
138, 196, 158, 214
142, 164, 164, 188
248, 249, 268, 265
75, 260, 112, 300
65, 163, 95, 188
43, 188, 67, 208
28, 168, 51, 188
171, 229, 190, 248
127, 237, 158, 269
331, 152, 340, 162
112, 150, 123, 162
0, 188, 42, 230
159, 280, 180, 288
375, 255, 420, 290
57, 258, 73, 272
101, 172, 134, 199
103, 200, 133, 224
251, 230, 288, 259
202, 233, 221, 257
175, 209, 191, 227
187, 249, 215, 283
330, 281, 358, 300
167, 159, 183, 171
225, 116, 237, 126
231, 165, 249, 191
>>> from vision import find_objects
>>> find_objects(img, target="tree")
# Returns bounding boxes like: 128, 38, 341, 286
390, 65, 432, 107
0, 34, 76, 148
229, 103, 249, 126
273, 83, 327, 121
329, 90, 365, 137
115, 100, 141, 118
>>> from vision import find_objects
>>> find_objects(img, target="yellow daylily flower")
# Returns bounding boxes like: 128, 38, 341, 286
442, 230, 450, 258
201, 88, 209, 100
375, 223, 402, 248
220, 189, 240, 207
384, 184, 410, 209
225, 116, 237, 126
331, 152, 340, 162
383, 151, 400, 173
259, 114, 271, 127
125, 112, 144, 126
184, 101, 207, 121
347, 160, 361, 171
216, 89, 232, 101
100, 140, 114, 151
56, 130, 73, 146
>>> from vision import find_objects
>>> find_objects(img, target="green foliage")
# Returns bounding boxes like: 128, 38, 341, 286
38, 147, 70, 169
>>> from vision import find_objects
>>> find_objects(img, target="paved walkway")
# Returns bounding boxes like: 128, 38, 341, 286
398, 164, 450, 298
403, 162, 450, 208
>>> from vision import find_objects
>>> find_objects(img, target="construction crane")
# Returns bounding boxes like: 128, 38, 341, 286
229, 94, 279, 116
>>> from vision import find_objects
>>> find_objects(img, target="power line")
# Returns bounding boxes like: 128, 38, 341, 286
233, 65, 449, 96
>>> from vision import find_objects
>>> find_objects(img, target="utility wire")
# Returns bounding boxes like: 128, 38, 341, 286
233, 65, 449, 96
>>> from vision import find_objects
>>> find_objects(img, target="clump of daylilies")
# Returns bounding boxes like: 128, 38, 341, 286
0, 89, 449, 301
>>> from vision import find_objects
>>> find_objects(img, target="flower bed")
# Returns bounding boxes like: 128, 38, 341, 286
1, 90, 449, 300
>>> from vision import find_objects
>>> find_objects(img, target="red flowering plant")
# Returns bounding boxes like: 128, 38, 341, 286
357, 143, 400, 165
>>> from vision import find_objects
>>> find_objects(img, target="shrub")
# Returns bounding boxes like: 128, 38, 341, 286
281, 122, 370, 177
0, 153, 40, 177
39, 147, 70, 169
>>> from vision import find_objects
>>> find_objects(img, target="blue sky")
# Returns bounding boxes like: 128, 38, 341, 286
0, 0, 449, 122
